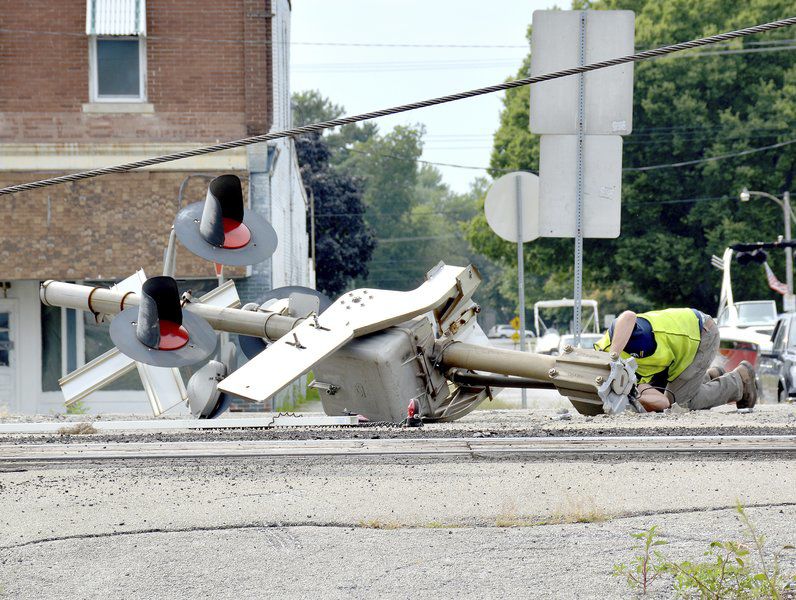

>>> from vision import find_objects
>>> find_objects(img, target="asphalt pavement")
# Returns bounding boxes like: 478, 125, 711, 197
1, 402, 795, 598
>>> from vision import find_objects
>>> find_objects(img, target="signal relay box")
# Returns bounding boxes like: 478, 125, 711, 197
312, 316, 446, 422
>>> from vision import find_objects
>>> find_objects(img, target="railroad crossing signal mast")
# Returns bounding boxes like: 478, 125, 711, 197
41, 175, 641, 420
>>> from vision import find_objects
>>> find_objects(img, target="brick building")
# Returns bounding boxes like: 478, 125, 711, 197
0, 0, 310, 414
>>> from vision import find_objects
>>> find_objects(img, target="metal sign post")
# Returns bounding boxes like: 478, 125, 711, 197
573, 12, 586, 345
515, 174, 527, 408
484, 172, 540, 410
530, 9, 635, 343
784, 191, 795, 312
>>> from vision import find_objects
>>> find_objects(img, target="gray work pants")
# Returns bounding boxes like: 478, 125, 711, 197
666, 317, 743, 410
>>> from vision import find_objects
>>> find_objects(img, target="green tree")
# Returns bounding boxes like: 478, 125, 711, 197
469, 0, 796, 313
292, 90, 378, 159
295, 132, 375, 297
293, 90, 512, 321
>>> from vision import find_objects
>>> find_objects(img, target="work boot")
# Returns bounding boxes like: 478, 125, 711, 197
734, 361, 758, 409
706, 365, 726, 380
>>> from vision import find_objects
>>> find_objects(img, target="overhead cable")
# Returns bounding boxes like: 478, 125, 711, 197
0, 28, 530, 48
3, 26, 796, 51
623, 138, 796, 172
345, 135, 796, 174
2, 16, 795, 197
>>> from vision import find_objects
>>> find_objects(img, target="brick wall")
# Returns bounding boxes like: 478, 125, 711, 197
0, 0, 273, 141
0, 0, 276, 281
0, 171, 249, 280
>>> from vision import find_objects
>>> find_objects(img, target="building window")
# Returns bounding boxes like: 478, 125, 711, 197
83, 311, 143, 391
89, 36, 147, 102
86, 0, 147, 102
0, 312, 10, 367
41, 305, 61, 392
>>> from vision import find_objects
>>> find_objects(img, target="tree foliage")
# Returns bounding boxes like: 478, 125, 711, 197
293, 90, 512, 322
469, 0, 796, 313
294, 132, 375, 298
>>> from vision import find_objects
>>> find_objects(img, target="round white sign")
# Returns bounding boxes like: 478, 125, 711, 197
484, 171, 540, 243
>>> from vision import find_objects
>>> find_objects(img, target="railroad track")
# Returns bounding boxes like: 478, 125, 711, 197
1, 435, 795, 463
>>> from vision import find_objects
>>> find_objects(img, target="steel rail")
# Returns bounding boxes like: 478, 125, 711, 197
1, 16, 795, 197
1, 435, 794, 463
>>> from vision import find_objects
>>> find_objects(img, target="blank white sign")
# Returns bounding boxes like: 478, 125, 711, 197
538, 135, 623, 238
530, 10, 635, 135
484, 171, 540, 243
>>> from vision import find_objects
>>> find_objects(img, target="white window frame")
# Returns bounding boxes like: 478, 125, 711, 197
88, 35, 147, 103
60, 307, 86, 378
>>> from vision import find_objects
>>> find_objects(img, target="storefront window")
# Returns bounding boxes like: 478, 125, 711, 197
41, 305, 61, 391
83, 312, 143, 390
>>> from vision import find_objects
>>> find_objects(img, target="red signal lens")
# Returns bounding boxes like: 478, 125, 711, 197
222, 218, 252, 249
158, 320, 190, 350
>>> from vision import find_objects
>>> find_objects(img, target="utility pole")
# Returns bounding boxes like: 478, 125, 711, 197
784, 191, 792, 299
309, 187, 317, 282
740, 187, 795, 311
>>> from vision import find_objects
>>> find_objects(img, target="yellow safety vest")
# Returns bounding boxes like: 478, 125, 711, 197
594, 308, 702, 383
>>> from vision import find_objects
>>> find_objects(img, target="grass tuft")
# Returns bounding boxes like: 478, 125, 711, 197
547, 497, 610, 524
358, 519, 402, 530
58, 422, 97, 435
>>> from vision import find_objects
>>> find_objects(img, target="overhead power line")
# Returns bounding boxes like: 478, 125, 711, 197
343, 147, 499, 171
4, 26, 796, 51
623, 138, 796, 172
344, 135, 796, 175
0, 28, 530, 48
2, 16, 796, 197
377, 234, 458, 243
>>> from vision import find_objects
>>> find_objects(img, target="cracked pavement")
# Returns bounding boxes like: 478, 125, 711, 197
1, 405, 795, 598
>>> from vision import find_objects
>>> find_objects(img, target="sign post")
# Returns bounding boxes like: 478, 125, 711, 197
530, 9, 635, 344
515, 174, 527, 407
485, 172, 540, 409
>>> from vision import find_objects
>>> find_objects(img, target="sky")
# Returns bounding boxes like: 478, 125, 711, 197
290, 0, 557, 193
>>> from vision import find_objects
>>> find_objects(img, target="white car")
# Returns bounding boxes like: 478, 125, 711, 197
487, 324, 535, 339
553, 333, 604, 355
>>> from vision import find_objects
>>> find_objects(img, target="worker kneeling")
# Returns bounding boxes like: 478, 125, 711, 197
595, 308, 756, 412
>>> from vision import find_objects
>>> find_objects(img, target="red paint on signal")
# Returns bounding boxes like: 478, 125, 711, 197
158, 321, 189, 350
222, 218, 251, 249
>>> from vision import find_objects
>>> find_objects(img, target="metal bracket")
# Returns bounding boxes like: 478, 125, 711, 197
596, 356, 643, 414
309, 314, 330, 331
309, 380, 340, 395
286, 332, 306, 349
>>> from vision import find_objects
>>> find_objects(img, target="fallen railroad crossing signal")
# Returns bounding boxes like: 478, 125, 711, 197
40, 172, 641, 421
41, 262, 642, 422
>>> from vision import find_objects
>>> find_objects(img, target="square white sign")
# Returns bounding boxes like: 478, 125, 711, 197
530, 10, 635, 135
538, 135, 623, 238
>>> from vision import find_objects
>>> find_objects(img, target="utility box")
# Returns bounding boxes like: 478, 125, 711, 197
313, 316, 446, 422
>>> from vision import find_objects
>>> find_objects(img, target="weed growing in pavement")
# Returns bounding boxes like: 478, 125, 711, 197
358, 519, 402, 530
422, 521, 462, 529
65, 399, 90, 415
494, 513, 538, 527
549, 498, 610, 524
614, 504, 796, 597
58, 421, 97, 435
613, 525, 670, 594
494, 500, 539, 527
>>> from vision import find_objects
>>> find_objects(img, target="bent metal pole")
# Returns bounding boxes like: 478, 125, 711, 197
43, 280, 619, 405
436, 341, 615, 402
40, 280, 299, 341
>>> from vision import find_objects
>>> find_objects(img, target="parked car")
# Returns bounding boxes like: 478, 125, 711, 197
486, 324, 534, 339
552, 333, 604, 355
757, 313, 796, 403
